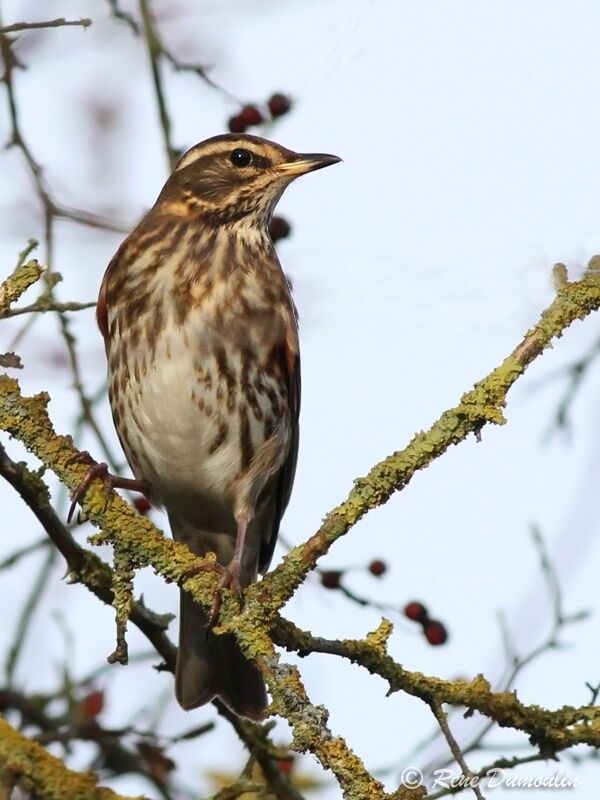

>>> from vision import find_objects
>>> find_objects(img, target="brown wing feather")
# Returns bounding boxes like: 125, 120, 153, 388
258, 344, 300, 573
96, 277, 109, 347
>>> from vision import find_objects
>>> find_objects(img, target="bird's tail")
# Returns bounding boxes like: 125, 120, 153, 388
170, 515, 267, 720
176, 588, 267, 719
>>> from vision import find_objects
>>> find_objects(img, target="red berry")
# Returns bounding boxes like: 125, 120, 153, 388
424, 620, 448, 646
268, 93, 292, 118
239, 104, 263, 127
320, 570, 342, 590
269, 215, 291, 243
277, 756, 294, 775
82, 689, 104, 718
403, 601, 428, 623
368, 559, 387, 577
228, 115, 247, 134
134, 497, 151, 515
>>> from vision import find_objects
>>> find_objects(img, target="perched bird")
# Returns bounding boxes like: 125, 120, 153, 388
89, 134, 340, 719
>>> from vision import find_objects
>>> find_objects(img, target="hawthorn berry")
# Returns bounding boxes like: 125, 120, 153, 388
268, 93, 292, 117
82, 689, 104, 718
134, 497, 151, 515
228, 115, 247, 134
239, 104, 263, 126
269, 215, 291, 243
320, 570, 342, 590
424, 619, 448, 646
368, 559, 387, 577
403, 601, 428, 623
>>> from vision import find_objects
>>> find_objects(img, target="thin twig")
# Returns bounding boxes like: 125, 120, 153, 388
418, 525, 587, 778
4, 546, 56, 686
0, 22, 127, 471
427, 751, 552, 800
1, 299, 96, 319
0, 18, 91, 34
106, 0, 140, 33
138, 0, 178, 169
428, 701, 486, 800
0, 537, 50, 570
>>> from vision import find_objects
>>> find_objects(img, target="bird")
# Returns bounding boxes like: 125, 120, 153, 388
84, 133, 340, 719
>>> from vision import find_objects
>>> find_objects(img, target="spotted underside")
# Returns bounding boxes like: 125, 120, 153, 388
100, 205, 300, 574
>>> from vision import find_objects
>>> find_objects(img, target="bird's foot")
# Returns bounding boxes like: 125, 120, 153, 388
181, 558, 243, 628
67, 452, 148, 523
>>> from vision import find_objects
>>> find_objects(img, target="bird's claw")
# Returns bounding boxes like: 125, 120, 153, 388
68, 460, 111, 524
181, 559, 243, 629
67, 455, 148, 524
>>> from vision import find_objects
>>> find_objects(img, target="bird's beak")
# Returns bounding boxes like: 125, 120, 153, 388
275, 152, 342, 177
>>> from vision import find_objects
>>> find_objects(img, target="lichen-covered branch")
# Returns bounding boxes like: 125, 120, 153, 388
0, 444, 177, 667
0, 259, 45, 315
0, 375, 381, 798
0, 715, 142, 800
1, 258, 599, 797
273, 618, 600, 752
0, 445, 301, 800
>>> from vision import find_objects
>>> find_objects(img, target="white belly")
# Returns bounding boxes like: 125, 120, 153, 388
110, 325, 280, 515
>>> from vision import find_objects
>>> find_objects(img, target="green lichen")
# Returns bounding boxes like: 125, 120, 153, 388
0, 717, 144, 800
0, 259, 45, 315
1, 260, 600, 799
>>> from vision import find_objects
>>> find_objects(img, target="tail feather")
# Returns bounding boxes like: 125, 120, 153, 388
170, 515, 267, 719
176, 590, 267, 719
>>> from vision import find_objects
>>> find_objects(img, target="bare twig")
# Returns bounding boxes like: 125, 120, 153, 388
4, 546, 57, 686
0, 18, 91, 35
106, 0, 140, 34
427, 751, 552, 799
137, 0, 238, 170
539, 334, 600, 441
1, 299, 96, 319
138, 0, 178, 169
428, 702, 485, 800
0, 23, 127, 473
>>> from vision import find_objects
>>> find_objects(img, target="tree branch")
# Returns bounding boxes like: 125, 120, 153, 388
1, 257, 599, 797
0, 716, 142, 800
0, 18, 91, 34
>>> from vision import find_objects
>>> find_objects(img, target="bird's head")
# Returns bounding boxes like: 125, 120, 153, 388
157, 133, 340, 229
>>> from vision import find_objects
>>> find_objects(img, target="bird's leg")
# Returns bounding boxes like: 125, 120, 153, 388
208, 517, 247, 624
180, 518, 249, 627
67, 451, 149, 523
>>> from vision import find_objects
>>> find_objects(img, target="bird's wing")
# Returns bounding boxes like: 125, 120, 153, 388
96, 277, 109, 344
258, 341, 300, 574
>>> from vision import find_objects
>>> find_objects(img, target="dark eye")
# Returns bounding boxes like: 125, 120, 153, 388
230, 148, 253, 167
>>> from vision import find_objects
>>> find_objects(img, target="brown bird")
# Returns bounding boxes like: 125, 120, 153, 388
89, 134, 340, 719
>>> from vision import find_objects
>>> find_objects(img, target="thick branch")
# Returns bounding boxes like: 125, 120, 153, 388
0, 716, 141, 800
0, 445, 302, 800
0, 444, 176, 667
273, 618, 600, 753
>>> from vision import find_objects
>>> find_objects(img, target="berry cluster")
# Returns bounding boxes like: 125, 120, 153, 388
228, 93, 292, 134
320, 558, 388, 590
403, 601, 448, 646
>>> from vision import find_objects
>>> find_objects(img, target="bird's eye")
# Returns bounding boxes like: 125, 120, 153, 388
230, 148, 253, 168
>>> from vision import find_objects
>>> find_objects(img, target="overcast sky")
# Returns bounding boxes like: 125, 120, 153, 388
1, 1, 599, 798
